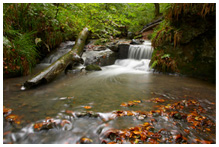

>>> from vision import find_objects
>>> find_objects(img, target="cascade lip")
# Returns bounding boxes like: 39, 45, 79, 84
128, 40, 153, 60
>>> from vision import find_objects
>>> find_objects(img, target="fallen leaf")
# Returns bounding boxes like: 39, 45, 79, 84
120, 103, 128, 107
5, 114, 20, 124
80, 138, 93, 143
84, 106, 92, 109
184, 129, 190, 134
60, 120, 71, 127
108, 141, 117, 144
199, 140, 212, 144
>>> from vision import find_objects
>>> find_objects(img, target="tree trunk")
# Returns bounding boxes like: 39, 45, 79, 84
154, 3, 160, 18
23, 27, 89, 89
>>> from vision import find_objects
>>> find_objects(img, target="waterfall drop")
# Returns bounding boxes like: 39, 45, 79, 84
128, 41, 153, 60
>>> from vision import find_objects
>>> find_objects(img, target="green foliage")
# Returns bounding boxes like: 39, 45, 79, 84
147, 33, 152, 40
94, 38, 110, 45
150, 50, 178, 73
150, 60, 158, 69
161, 54, 170, 59
150, 3, 216, 77
3, 31, 39, 75
3, 3, 169, 76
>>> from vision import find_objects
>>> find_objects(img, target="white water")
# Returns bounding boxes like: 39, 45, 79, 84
42, 41, 75, 63
128, 40, 153, 60
97, 40, 153, 76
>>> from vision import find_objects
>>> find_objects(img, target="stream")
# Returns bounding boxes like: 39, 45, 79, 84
3, 40, 216, 144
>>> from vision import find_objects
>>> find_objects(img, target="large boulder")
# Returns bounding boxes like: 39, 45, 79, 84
118, 44, 130, 59
82, 49, 118, 66
106, 41, 119, 52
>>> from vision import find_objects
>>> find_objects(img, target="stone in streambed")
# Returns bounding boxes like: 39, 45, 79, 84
85, 64, 102, 71
173, 113, 182, 119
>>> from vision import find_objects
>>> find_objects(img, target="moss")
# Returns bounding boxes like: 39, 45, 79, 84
151, 4, 215, 82
85, 64, 102, 71
134, 34, 143, 39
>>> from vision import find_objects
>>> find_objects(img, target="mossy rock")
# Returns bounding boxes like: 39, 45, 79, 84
85, 64, 102, 71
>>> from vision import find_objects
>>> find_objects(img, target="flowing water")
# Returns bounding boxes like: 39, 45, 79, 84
3, 41, 216, 144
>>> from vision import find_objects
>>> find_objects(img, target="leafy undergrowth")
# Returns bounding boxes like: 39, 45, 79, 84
3, 96, 216, 144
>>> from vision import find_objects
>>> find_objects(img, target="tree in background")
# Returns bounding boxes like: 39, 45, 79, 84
154, 3, 161, 18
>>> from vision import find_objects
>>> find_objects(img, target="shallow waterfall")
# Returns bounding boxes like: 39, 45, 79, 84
113, 40, 153, 73
128, 41, 153, 60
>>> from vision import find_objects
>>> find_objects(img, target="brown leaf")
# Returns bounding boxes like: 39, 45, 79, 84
184, 129, 190, 134
148, 138, 158, 144
199, 140, 212, 144
173, 134, 182, 140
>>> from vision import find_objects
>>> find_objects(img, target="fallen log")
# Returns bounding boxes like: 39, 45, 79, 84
139, 16, 163, 33
22, 27, 89, 90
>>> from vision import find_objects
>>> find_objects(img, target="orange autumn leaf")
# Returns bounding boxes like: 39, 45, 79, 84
3, 106, 12, 115
108, 141, 117, 144
182, 136, 188, 141
133, 100, 141, 103
5, 114, 20, 124
81, 138, 93, 143
65, 110, 74, 114
151, 98, 165, 103
193, 138, 201, 143
126, 111, 134, 116
34, 122, 44, 130
84, 106, 92, 109
184, 129, 190, 134
133, 130, 141, 135
173, 134, 182, 140
189, 125, 196, 129
199, 140, 212, 144
193, 121, 200, 126
3, 131, 11, 136
120, 103, 128, 107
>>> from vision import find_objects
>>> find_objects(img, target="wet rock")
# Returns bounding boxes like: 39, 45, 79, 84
152, 112, 160, 117
83, 49, 118, 66
118, 44, 130, 59
173, 113, 182, 119
137, 115, 146, 120
158, 129, 171, 135
148, 127, 155, 132
93, 46, 107, 51
107, 41, 119, 52
76, 111, 99, 118
85, 64, 102, 71
107, 44, 119, 52
33, 118, 57, 131
127, 31, 134, 39
130, 39, 144, 45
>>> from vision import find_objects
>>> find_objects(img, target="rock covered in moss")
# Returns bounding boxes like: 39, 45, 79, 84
85, 64, 102, 71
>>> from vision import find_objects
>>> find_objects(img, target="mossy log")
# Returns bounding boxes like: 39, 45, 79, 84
23, 27, 89, 89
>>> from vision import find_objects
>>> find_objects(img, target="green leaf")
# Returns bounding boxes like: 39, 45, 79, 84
161, 54, 170, 59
